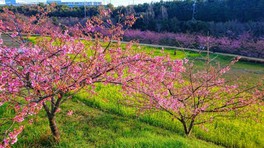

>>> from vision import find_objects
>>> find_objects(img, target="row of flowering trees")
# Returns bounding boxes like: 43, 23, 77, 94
0, 7, 263, 147
124, 30, 264, 58
0, 7, 183, 146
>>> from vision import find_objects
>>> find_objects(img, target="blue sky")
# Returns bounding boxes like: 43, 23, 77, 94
0, 0, 169, 6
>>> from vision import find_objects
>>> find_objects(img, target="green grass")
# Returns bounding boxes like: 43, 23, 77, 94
11, 98, 220, 148
72, 82, 264, 148
1, 38, 264, 147
140, 45, 264, 85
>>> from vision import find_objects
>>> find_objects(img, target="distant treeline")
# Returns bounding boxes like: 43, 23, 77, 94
126, 0, 264, 37
1, 0, 264, 37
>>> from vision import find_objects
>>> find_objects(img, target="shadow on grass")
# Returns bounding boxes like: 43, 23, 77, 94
13, 98, 220, 148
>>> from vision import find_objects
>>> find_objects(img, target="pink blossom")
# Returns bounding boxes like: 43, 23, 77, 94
67, 110, 73, 116
183, 58, 189, 64
55, 108, 61, 113
24, 97, 31, 101
220, 66, 230, 74
3, 139, 9, 146
8, 126, 24, 145
14, 115, 24, 123
11, 138, 18, 145
11, 32, 18, 38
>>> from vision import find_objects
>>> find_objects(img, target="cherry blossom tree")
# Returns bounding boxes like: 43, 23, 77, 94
0, 8, 184, 146
124, 30, 264, 58
124, 56, 263, 136
0, 5, 263, 147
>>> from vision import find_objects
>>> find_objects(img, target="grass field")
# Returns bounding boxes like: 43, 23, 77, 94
1, 37, 264, 147
7, 98, 221, 148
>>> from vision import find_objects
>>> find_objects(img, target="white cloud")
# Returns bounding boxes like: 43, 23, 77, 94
0, 0, 5, 4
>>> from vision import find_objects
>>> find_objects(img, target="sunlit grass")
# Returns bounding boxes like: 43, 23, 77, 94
73, 83, 264, 148
2, 37, 263, 147
11, 97, 221, 148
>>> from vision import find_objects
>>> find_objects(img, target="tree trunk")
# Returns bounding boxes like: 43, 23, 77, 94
181, 119, 193, 136
43, 94, 63, 142
43, 102, 61, 142
182, 122, 190, 136
48, 115, 60, 142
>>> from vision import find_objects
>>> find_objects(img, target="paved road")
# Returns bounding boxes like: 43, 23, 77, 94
118, 40, 264, 63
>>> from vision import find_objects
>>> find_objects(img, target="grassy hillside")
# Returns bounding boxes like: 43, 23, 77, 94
11, 98, 221, 148
73, 82, 264, 148
1, 38, 263, 147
